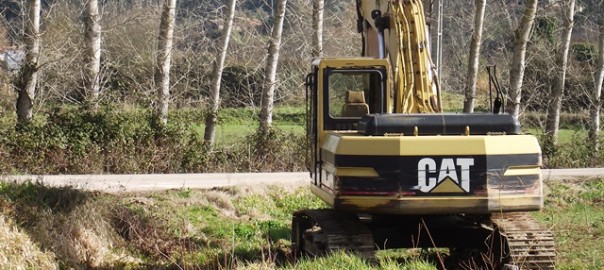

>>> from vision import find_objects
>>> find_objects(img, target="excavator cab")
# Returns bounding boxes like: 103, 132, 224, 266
305, 58, 388, 132
304, 58, 389, 175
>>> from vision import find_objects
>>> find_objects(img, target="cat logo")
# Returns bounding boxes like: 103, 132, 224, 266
417, 158, 474, 193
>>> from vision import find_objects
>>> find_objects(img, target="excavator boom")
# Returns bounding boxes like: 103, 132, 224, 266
357, 0, 440, 113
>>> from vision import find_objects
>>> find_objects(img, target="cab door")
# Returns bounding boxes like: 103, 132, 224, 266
305, 67, 320, 185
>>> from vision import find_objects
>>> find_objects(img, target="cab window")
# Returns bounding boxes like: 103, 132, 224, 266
323, 68, 386, 130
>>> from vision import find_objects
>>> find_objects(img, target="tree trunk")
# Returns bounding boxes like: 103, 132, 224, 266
312, 0, 324, 58
423, 0, 433, 33
434, 0, 443, 81
16, 0, 41, 124
154, 0, 177, 126
204, 0, 237, 148
544, 0, 575, 152
463, 0, 487, 113
84, 0, 102, 109
506, 0, 538, 118
590, 2, 604, 151
259, 0, 287, 134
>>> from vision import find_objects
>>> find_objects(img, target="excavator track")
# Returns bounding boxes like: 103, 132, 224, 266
291, 210, 556, 269
492, 213, 556, 270
292, 209, 375, 258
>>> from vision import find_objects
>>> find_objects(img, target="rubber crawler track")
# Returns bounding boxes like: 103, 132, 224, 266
292, 209, 375, 258
292, 210, 556, 269
493, 213, 556, 270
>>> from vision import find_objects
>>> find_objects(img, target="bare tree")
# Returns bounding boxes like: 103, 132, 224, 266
259, 0, 288, 134
423, 0, 433, 19
506, 0, 538, 118
154, 0, 177, 126
463, 0, 486, 113
590, 1, 604, 151
84, 0, 102, 109
204, 0, 237, 148
15, 0, 41, 123
312, 0, 324, 57
544, 0, 575, 151
423, 0, 434, 40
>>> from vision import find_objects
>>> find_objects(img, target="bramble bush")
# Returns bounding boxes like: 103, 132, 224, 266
0, 106, 305, 174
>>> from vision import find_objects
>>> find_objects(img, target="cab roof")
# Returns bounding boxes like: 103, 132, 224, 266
311, 57, 389, 69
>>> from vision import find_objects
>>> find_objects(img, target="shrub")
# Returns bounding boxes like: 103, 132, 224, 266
572, 43, 596, 63
0, 106, 305, 174
543, 131, 604, 169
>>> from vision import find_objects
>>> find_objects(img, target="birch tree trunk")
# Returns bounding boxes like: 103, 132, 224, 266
590, 2, 604, 151
463, 0, 486, 113
312, 0, 324, 58
545, 0, 575, 152
84, 0, 102, 109
423, 0, 433, 32
259, 0, 287, 134
16, 0, 41, 124
204, 0, 237, 148
506, 0, 538, 118
154, 0, 177, 126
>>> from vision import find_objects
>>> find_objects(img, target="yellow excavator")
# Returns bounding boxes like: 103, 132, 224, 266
292, 0, 556, 269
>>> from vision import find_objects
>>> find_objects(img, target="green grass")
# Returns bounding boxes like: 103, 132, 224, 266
526, 128, 586, 145
189, 106, 306, 145
190, 123, 304, 145
1, 180, 603, 269
535, 179, 604, 270
285, 251, 437, 270
125, 185, 328, 268
441, 91, 464, 112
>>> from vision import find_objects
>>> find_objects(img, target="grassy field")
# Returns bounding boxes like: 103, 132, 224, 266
190, 123, 304, 145
0, 179, 602, 269
527, 128, 587, 145
535, 179, 604, 270
201, 106, 305, 145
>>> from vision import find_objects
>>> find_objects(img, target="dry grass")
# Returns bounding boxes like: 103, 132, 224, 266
0, 215, 57, 269
204, 190, 237, 217
29, 200, 133, 268
0, 182, 141, 269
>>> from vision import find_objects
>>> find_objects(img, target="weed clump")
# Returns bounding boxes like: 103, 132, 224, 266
111, 205, 200, 260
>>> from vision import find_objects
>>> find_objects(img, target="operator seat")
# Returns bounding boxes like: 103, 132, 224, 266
341, 90, 370, 117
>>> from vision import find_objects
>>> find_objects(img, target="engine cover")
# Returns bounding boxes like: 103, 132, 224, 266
358, 113, 521, 136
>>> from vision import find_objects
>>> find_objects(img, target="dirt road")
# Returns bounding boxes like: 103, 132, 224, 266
2, 168, 603, 193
